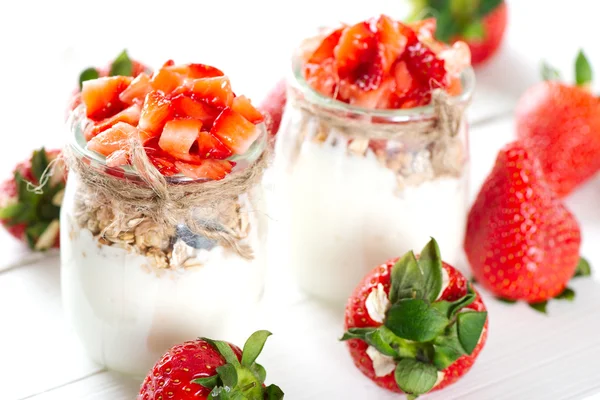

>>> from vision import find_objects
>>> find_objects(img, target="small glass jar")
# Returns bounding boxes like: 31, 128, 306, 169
60, 107, 269, 377
274, 53, 474, 305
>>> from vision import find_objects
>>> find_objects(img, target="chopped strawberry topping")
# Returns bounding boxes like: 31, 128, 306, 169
231, 96, 265, 124
119, 73, 152, 105
302, 14, 470, 109
175, 160, 234, 181
82, 76, 132, 119
182, 77, 234, 109
82, 60, 264, 180
151, 68, 186, 93
85, 103, 141, 141
159, 119, 202, 158
87, 122, 138, 157
211, 108, 260, 154
138, 91, 173, 137
171, 95, 219, 126
166, 63, 225, 79
197, 130, 232, 160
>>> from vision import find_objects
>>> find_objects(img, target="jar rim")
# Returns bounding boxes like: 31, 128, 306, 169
289, 39, 475, 122
66, 104, 268, 183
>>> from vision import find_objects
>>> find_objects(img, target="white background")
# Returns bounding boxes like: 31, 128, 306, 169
1, 0, 600, 399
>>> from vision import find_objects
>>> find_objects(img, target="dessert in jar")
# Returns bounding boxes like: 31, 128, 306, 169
61, 60, 269, 376
275, 16, 474, 304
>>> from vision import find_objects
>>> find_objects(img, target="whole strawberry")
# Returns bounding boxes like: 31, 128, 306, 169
0, 148, 65, 250
259, 79, 286, 136
516, 50, 600, 197
138, 330, 283, 400
465, 142, 584, 310
343, 239, 488, 398
68, 49, 151, 113
409, 0, 507, 66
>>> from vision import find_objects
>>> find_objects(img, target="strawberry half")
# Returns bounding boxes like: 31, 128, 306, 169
343, 238, 488, 398
465, 142, 586, 311
0, 148, 65, 250
138, 330, 283, 400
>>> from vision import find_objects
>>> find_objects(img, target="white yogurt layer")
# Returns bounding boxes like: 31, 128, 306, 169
280, 139, 467, 305
60, 187, 267, 377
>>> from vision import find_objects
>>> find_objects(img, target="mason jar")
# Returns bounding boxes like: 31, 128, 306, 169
274, 52, 474, 306
60, 106, 269, 377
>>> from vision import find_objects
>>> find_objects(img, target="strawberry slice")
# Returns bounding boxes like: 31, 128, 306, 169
175, 159, 234, 180
166, 63, 225, 79
84, 103, 141, 141
158, 119, 202, 159
307, 27, 345, 64
119, 73, 152, 105
151, 68, 186, 93
81, 76, 132, 120
231, 96, 264, 124
87, 122, 138, 157
182, 77, 234, 109
171, 95, 220, 126
211, 108, 260, 154
197, 130, 232, 160
392, 61, 413, 97
138, 91, 173, 137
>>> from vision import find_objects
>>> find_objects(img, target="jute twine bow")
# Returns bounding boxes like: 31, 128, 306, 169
64, 136, 270, 260
292, 88, 467, 142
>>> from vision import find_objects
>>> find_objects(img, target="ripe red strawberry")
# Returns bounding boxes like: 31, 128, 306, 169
409, 0, 507, 66
138, 330, 283, 400
0, 148, 65, 250
516, 51, 600, 197
343, 238, 488, 398
465, 142, 584, 310
259, 79, 286, 136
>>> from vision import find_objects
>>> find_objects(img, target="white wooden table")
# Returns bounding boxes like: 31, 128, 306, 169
2, 1, 600, 399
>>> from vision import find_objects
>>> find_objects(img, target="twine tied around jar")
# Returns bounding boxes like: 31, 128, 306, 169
291, 88, 467, 142
62, 135, 270, 261
285, 88, 470, 189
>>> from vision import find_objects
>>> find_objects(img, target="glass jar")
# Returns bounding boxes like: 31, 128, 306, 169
60, 107, 269, 377
274, 53, 474, 305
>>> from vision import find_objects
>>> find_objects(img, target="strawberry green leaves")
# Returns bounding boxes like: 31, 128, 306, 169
541, 62, 561, 81
79, 68, 100, 89
193, 330, 283, 400
241, 330, 272, 367
390, 238, 444, 303
394, 358, 438, 397
110, 50, 134, 77
410, 0, 503, 43
78, 49, 134, 89
457, 311, 488, 354
385, 299, 449, 342
541, 50, 593, 88
575, 258, 592, 277
575, 50, 593, 87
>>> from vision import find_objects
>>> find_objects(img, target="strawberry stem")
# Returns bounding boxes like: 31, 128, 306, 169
575, 49, 593, 87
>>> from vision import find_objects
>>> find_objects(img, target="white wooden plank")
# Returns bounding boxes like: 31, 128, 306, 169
0, 260, 101, 400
